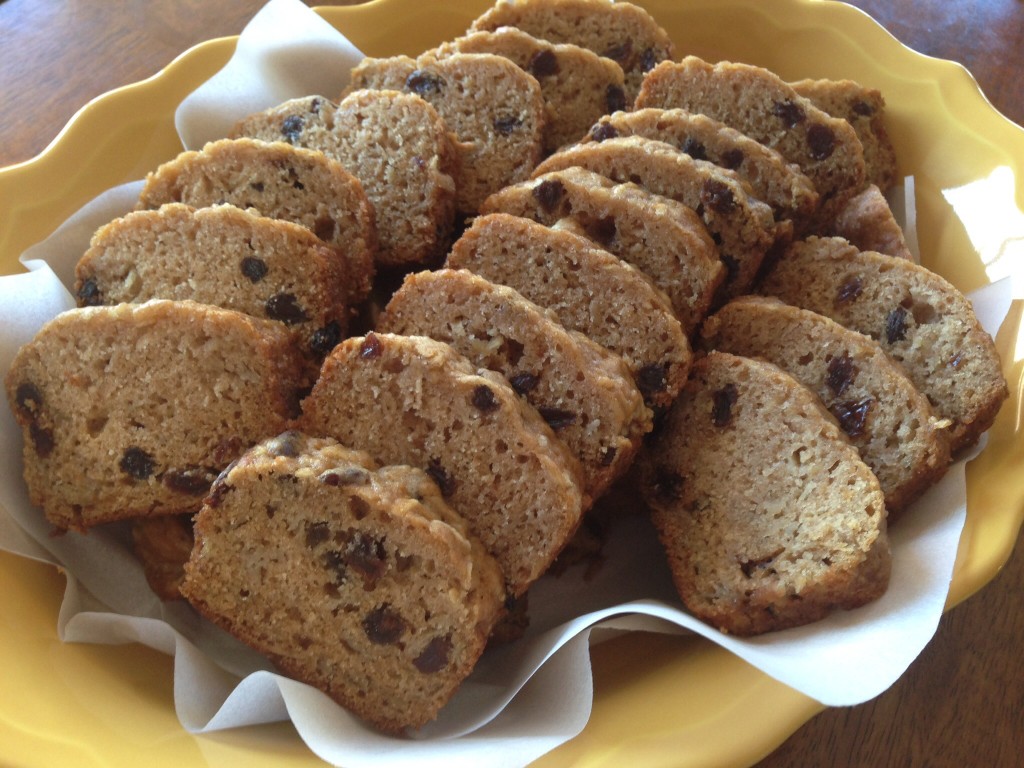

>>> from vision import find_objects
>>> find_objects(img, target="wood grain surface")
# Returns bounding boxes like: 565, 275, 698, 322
1, 1, 1021, 766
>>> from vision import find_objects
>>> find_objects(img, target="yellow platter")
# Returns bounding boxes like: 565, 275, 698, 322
1, 1, 1022, 766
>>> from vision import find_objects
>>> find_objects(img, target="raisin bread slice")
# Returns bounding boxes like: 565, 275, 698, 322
436, 27, 625, 152
584, 107, 820, 231
639, 351, 891, 636
298, 333, 585, 596
702, 296, 951, 513
231, 91, 458, 268
74, 203, 350, 381
348, 52, 545, 215
378, 269, 651, 497
481, 166, 724, 333
532, 135, 779, 300
5, 300, 304, 531
469, 0, 674, 103
137, 138, 375, 302
446, 212, 692, 409
635, 57, 867, 222
181, 431, 505, 734
759, 237, 1007, 452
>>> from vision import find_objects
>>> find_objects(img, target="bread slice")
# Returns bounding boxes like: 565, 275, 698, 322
584, 107, 820, 230
137, 138, 376, 302
180, 431, 505, 733
825, 184, 913, 260
759, 237, 1008, 452
378, 269, 651, 497
636, 56, 867, 222
436, 27, 625, 152
298, 332, 585, 596
702, 296, 951, 513
74, 203, 351, 381
469, 0, 674, 103
531, 134, 779, 300
131, 514, 194, 600
639, 351, 891, 636
446, 212, 692, 409
231, 91, 458, 268
348, 52, 545, 215
5, 300, 304, 531
482, 166, 724, 333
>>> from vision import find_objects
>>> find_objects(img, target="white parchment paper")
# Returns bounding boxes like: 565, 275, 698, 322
0, 1, 1016, 765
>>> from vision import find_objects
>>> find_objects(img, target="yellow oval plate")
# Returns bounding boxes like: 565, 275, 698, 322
1, 1, 1022, 766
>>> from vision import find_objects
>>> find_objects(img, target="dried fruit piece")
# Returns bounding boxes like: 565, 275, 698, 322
826, 353, 858, 397
120, 447, 156, 479
532, 178, 566, 213
413, 635, 453, 673
241, 256, 268, 283
885, 306, 908, 344
362, 604, 408, 645
711, 383, 739, 427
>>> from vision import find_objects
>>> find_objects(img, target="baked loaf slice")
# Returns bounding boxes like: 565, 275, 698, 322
348, 52, 545, 215
702, 296, 951, 513
639, 351, 891, 636
231, 91, 458, 268
481, 166, 724, 333
792, 77, 898, 192
532, 135, 778, 300
378, 269, 651, 497
583, 107, 820, 230
74, 203, 351, 381
131, 515, 194, 600
826, 184, 913, 260
137, 138, 375, 303
5, 300, 304, 531
298, 332, 585, 596
635, 57, 867, 222
759, 237, 1008, 452
469, 0, 674, 103
446, 212, 692, 409
180, 431, 505, 734
435, 27, 625, 153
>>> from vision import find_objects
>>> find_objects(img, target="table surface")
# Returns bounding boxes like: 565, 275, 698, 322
1, 1, 1021, 766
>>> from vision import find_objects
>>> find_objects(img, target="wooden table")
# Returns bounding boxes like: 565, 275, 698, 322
1, 1, 1021, 766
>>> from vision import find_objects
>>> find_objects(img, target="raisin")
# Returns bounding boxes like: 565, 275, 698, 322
265, 293, 308, 324
852, 99, 875, 117
639, 46, 658, 73
538, 407, 576, 430
362, 604, 407, 645
772, 100, 806, 128
471, 385, 500, 413
509, 372, 540, 395
700, 178, 737, 215
650, 467, 684, 503
579, 213, 616, 247
266, 430, 302, 457
15, 383, 43, 418
405, 69, 445, 96
836, 275, 864, 304
494, 114, 523, 135
529, 49, 559, 77
636, 363, 668, 399
606, 84, 627, 114
602, 40, 633, 67
320, 467, 370, 486
322, 550, 348, 583
345, 531, 388, 589
162, 467, 214, 495
309, 321, 342, 356
532, 179, 566, 214
249, 181, 265, 193
711, 383, 739, 427
360, 333, 383, 359
205, 476, 233, 508
680, 137, 707, 160
306, 521, 330, 549
885, 306, 909, 344
589, 121, 618, 142
829, 397, 873, 437
826, 353, 858, 396
312, 216, 337, 243
806, 123, 836, 160
240, 256, 268, 283
281, 114, 305, 144
76, 278, 103, 306
30, 424, 54, 458
721, 148, 745, 170
600, 446, 618, 467
349, 496, 370, 520
413, 635, 453, 673
426, 458, 457, 497
120, 447, 155, 479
